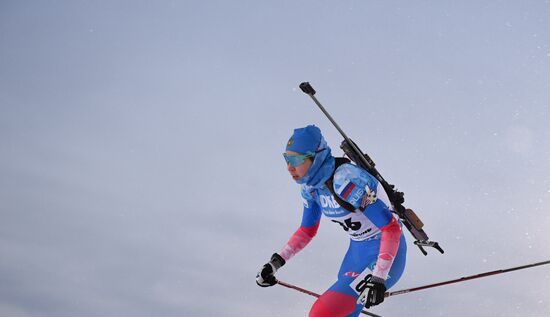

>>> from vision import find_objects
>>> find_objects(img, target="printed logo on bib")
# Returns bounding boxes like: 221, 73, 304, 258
319, 195, 340, 209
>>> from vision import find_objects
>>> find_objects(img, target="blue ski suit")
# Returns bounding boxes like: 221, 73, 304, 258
279, 136, 407, 317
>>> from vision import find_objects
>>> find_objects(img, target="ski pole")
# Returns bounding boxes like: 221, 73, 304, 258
277, 280, 383, 317
386, 259, 550, 297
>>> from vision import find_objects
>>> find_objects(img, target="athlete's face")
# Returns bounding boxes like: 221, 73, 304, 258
285, 150, 313, 181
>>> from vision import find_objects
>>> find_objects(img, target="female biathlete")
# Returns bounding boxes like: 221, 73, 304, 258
256, 125, 407, 317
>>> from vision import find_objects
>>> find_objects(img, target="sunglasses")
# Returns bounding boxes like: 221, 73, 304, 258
283, 149, 324, 167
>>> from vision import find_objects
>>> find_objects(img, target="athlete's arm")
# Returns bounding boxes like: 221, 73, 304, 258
333, 164, 402, 282
372, 215, 401, 281
256, 191, 321, 287
279, 192, 322, 262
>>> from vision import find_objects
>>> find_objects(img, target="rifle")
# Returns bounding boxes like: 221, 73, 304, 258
299, 82, 444, 255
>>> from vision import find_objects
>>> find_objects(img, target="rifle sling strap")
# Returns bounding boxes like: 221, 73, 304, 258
325, 157, 357, 213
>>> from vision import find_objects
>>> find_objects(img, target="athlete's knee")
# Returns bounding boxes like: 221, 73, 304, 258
309, 291, 356, 317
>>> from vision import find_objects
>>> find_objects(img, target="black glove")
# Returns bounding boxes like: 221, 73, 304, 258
256, 253, 286, 287
356, 275, 387, 308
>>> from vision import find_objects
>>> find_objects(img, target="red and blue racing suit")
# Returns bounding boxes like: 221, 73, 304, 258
279, 163, 407, 317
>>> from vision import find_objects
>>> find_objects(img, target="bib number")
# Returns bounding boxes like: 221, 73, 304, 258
331, 217, 362, 231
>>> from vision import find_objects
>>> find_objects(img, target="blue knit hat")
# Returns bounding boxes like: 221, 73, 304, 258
285, 125, 335, 187
286, 125, 322, 154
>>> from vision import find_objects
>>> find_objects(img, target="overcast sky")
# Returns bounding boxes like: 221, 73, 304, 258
1, 1, 550, 316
